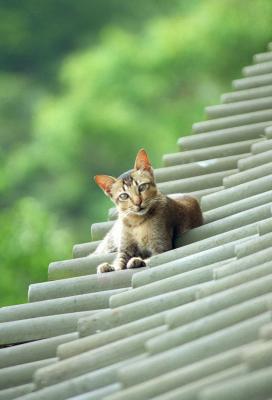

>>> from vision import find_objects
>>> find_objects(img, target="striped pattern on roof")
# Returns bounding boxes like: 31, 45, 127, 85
1, 43, 272, 400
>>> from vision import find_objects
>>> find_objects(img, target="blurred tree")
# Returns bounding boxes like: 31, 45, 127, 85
0, 0, 184, 80
0, 197, 73, 306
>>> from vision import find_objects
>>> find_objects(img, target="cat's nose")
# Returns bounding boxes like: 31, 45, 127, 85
134, 197, 142, 206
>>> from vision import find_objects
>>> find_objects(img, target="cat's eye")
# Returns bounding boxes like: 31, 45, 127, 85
119, 193, 129, 200
139, 183, 149, 192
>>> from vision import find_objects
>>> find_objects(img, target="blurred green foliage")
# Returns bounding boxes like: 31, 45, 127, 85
0, 0, 271, 306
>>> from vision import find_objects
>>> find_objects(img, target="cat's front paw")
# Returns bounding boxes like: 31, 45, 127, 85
97, 262, 115, 274
127, 257, 146, 269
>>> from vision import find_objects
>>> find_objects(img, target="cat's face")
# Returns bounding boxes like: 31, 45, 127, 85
95, 149, 158, 216
110, 168, 157, 216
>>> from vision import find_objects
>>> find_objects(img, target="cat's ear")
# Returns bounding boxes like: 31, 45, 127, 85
134, 149, 152, 172
94, 175, 116, 196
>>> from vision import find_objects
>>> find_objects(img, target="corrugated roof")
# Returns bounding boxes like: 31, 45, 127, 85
1, 43, 272, 400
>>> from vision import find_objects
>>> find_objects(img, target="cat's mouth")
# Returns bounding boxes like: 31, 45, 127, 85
134, 206, 148, 215
121, 206, 149, 216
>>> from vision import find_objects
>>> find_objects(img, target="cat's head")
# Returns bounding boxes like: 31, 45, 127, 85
94, 149, 158, 216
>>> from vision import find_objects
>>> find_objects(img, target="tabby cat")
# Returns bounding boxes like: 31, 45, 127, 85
94, 149, 203, 273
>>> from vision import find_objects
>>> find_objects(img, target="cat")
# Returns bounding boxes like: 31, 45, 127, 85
93, 149, 203, 273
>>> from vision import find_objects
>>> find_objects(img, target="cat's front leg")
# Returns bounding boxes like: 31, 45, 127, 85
97, 258, 146, 272
97, 254, 145, 273
126, 257, 146, 269
114, 242, 147, 270
97, 262, 115, 273
112, 249, 137, 271
97, 242, 145, 273
97, 250, 129, 273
